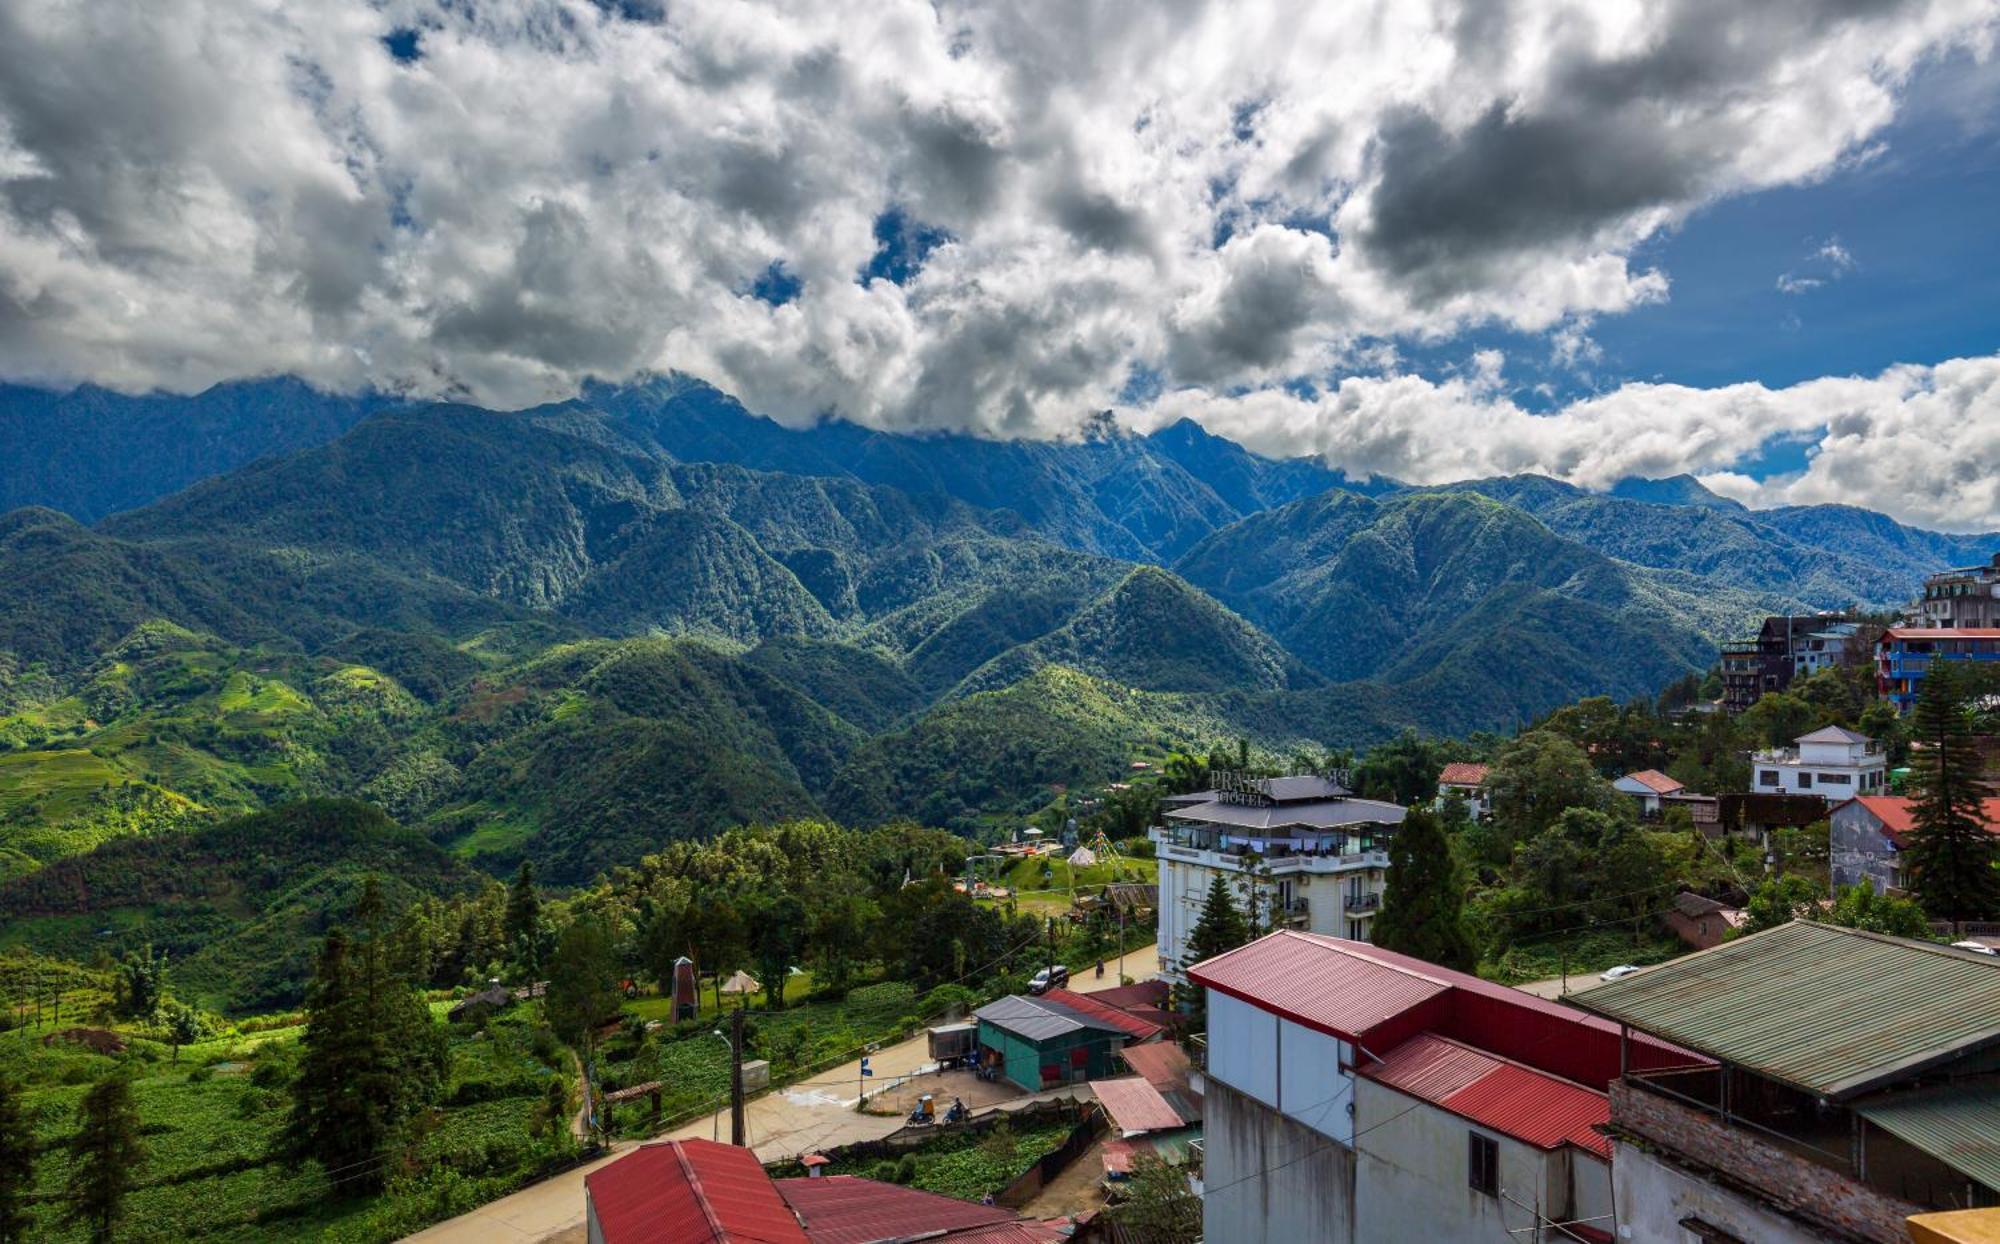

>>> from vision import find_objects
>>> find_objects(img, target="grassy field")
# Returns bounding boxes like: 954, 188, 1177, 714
1, 970, 576, 1243
808, 1119, 1075, 1201
1478, 929, 1686, 986
975, 850, 1157, 916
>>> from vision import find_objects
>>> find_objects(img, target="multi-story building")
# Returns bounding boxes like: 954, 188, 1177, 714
1575, 922, 2000, 1244
1831, 794, 2000, 895
1720, 614, 1862, 713
1910, 555, 2000, 629
1188, 931, 1700, 1244
1152, 774, 1404, 983
1752, 724, 1888, 800
1877, 627, 2000, 712
1434, 761, 1492, 820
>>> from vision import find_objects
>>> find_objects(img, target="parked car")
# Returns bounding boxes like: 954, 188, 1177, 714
1950, 941, 1998, 956
1600, 964, 1643, 982
1028, 965, 1069, 995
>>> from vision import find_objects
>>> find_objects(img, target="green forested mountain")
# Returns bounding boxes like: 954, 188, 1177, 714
2, 382, 1993, 1007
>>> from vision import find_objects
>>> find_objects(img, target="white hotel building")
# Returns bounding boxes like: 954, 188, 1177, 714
1151, 774, 1406, 982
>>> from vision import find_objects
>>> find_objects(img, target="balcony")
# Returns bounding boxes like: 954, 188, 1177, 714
1152, 827, 1390, 875
1344, 892, 1382, 916
1276, 897, 1310, 927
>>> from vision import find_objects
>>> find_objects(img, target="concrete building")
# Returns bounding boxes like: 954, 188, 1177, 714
1911, 555, 2000, 629
1664, 891, 1747, 950
1831, 794, 2000, 896
1722, 614, 1859, 713
1613, 769, 1684, 817
1188, 930, 1698, 1244
1878, 628, 2000, 713
1575, 922, 2000, 1244
1152, 774, 1405, 983
1753, 724, 1888, 800
1435, 761, 1492, 820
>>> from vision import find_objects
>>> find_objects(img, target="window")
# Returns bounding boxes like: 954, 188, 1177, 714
1758, 770, 1780, 787
1819, 773, 1850, 785
1797, 772, 1812, 790
1467, 1132, 1498, 1198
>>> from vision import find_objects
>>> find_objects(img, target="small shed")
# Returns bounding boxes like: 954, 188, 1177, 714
448, 985, 511, 1023
973, 992, 1159, 1092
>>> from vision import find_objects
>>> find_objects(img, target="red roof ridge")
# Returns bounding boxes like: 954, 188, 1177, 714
1278, 928, 1457, 989
673, 1141, 730, 1242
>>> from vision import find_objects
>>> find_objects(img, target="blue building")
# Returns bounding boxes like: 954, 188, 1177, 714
1877, 627, 2000, 712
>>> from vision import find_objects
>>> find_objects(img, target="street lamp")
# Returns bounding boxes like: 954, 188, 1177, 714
711, 1030, 731, 1141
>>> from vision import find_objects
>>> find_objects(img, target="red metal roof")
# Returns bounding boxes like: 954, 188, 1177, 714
1118, 1040, 1191, 1094
1621, 769, 1684, 795
1883, 628, 2000, 640
1835, 795, 2000, 846
1362, 1033, 1611, 1158
586, 1140, 809, 1244
933, 1221, 1069, 1242
775, 1176, 1019, 1244
1085, 980, 1170, 1012
1041, 988, 1164, 1041
1090, 1076, 1189, 1135
1438, 762, 1490, 787
1188, 930, 1452, 1047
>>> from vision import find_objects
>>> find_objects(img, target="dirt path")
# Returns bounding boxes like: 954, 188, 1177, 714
568, 1051, 590, 1143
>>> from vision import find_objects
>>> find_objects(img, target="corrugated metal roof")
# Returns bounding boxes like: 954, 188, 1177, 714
1858, 1084, 2000, 1195
974, 994, 1137, 1043
586, 1140, 809, 1244
1189, 930, 1451, 1044
1090, 1076, 1191, 1134
774, 1175, 1018, 1244
1119, 1040, 1191, 1094
1165, 797, 1406, 832
1571, 922, 2000, 1099
1362, 1033, 1611, 1158
1041, 989, 1163, 1041
1438, 762, 1490, 787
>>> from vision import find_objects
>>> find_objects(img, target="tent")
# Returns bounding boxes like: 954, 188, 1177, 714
719, 970, 762, 997
1068, 846, 1098, 867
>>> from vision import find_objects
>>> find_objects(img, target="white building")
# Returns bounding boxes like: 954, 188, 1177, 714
1612, 769, 1684, 817
1191, 932, 1678, 1244
1435, 761, 1492, 820
1753, 724, 1887, 800
1793, 621, 1863, 676
1152, 774, 1404, 983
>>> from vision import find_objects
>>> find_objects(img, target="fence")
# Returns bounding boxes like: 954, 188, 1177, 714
995, 1101, 1107, 1208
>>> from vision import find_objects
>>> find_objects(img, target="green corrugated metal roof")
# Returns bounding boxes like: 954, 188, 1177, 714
1570, 922, 2000, 1099
1859, 1084, 2000, 1194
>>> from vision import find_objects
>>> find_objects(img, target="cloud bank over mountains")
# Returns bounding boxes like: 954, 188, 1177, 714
0, 0, 1996, 523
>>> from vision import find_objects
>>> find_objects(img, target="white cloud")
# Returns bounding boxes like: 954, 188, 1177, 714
0, 0, 1993, 484
1777, 234, 1859, 293
1139, 353, 2000, 532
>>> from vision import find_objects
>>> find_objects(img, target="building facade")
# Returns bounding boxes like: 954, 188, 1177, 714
1152, 774, 1404, 983
1753, 724, 1888, 800
1911, 555, 2000, 629
1722, 614, 1859, 713
1613, 769, 1685, 817
1831, 795, 2000, 896
1191, 931, 1695, 1244
1878, 628, 2000, 712
1435, 762, 1492, 820
1577, 923, 2000, 1244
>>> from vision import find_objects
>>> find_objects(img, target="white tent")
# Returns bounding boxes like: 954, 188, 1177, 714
1068, 846, 1098, 867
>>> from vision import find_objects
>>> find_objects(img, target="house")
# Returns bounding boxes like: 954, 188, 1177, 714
1831, 794, 2000, 895
1187, 929, 1700, 1244
1658, 791, 1721, 834
1574, 922, 2000, 1244
1434, 762, 1491, 819
1717, 792, 1827, 841
1752, 724, 1888, 800
1878, 628, 2000, 713
1151, 773, 1406, 982
1664, 891, 1747, 950
583, 1138, 1064, 1243
1613, 769, 1684, 816
446, 985, 512, 1023
1909, 555, 2000, 629
973, 989, 1161, 1093
1722, 613, 1859, 713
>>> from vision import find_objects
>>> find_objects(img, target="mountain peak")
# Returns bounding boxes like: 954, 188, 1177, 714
1607, 473, 1745, 512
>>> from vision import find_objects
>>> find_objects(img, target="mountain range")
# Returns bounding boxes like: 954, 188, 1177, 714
2, 375, 1995, 997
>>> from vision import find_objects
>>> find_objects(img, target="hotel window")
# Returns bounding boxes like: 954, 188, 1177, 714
1467, 1132, 1499, 1198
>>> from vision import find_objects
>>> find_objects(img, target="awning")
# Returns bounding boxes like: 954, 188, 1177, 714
1858, 1083, 2000, 1195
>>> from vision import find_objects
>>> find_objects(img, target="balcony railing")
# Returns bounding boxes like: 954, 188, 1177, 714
1344, 892, 1382, 915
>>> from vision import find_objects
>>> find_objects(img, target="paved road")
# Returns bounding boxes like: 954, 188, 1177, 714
404, 944, 1159, 1244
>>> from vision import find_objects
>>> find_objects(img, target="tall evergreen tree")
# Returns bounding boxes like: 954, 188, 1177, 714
65, 1074, 143, 1244
0, 1075, 35, 1244
284, 881, 446, 1192
505, 861, 542, 978
1905, 663, 2000, 923
111, 945, 165, 1022
1373, 807, 1478, 971
545, 916, 622, 1055
1180, 875, 1249, 1036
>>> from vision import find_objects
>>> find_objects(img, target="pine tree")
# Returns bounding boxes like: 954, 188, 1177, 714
505, 861, 542, 979
1905, 663, 2000, 923
0, 1075, 35, 1244
1373, 807, 1478, 971
283, 885, 447, 1193
65, 1074, 144, 1244
1180, 874, 1249, 1037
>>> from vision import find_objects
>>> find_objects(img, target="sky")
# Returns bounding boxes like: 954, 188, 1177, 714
2, 1, 1999, 528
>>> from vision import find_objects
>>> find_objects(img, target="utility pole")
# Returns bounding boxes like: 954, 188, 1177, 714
729, 1007, 747, 1147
